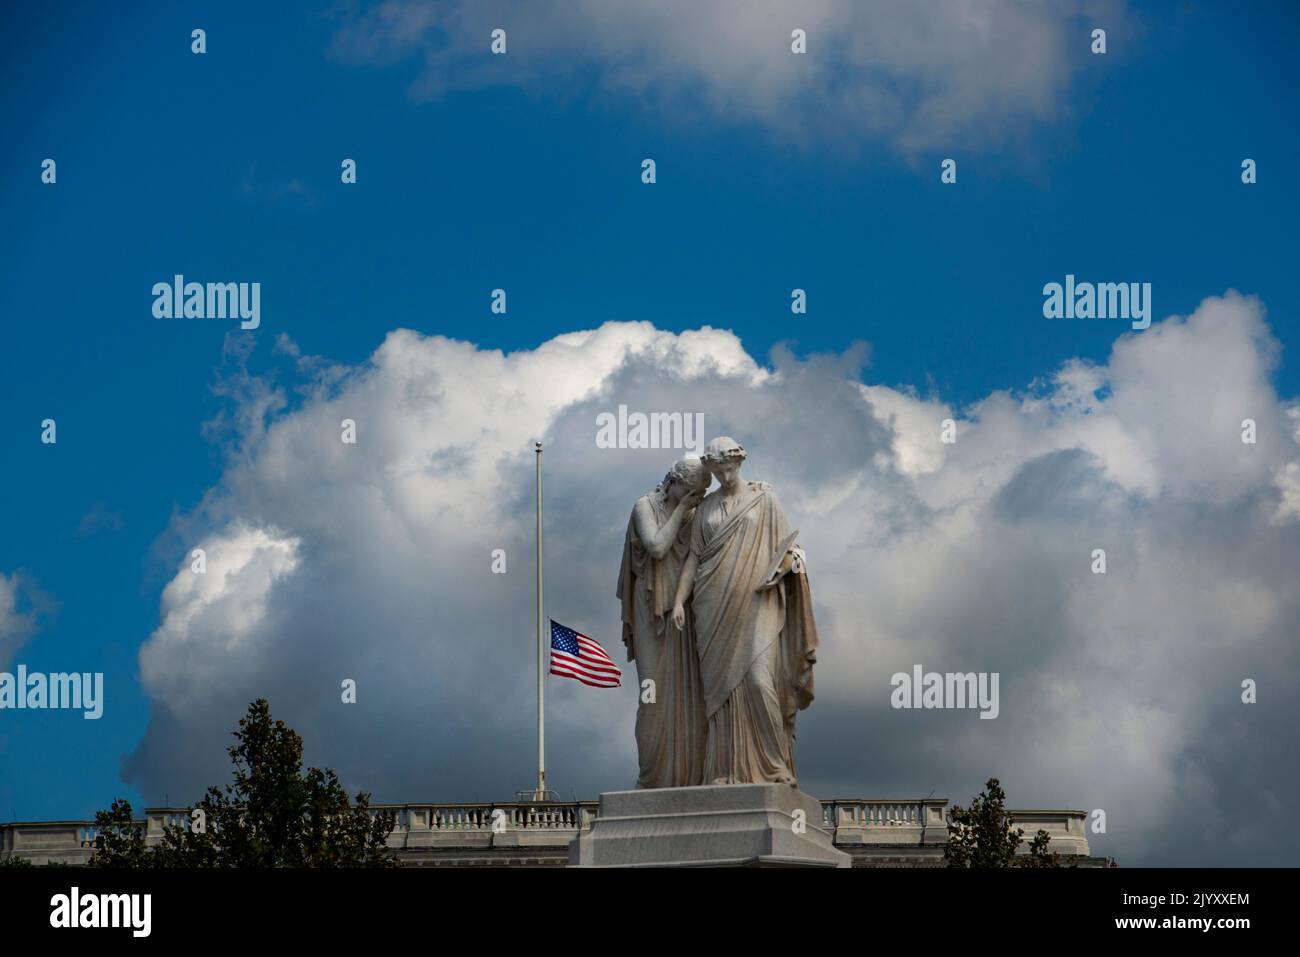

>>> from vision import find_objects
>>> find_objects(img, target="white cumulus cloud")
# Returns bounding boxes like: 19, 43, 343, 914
328, 0, 1134, 153
128, 293, 1300, 865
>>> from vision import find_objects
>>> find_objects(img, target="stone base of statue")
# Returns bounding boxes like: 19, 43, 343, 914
567, 783, 852, 868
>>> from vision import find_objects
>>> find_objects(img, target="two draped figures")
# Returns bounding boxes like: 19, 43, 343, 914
616, 436, 820, 788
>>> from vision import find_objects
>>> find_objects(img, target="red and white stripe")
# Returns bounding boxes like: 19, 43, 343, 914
550, 633, 622, 688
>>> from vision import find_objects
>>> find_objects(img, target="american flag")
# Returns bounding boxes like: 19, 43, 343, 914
549, 620, 622, 688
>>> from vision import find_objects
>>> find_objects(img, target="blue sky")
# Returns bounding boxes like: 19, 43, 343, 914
2, 0, 1299, 856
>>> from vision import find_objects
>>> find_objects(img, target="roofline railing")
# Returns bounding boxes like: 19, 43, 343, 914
0, 798, 1093, 863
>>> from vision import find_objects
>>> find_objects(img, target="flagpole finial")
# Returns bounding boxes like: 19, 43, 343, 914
535, 440, 543, 452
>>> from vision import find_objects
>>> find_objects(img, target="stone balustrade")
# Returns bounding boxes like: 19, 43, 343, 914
0, 798, 1096, 867
1, 821, 102, 866
371, 801, 598, 849
823, 799, 952, 846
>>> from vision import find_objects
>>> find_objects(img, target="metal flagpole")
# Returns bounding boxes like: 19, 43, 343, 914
535, 440, 546, 800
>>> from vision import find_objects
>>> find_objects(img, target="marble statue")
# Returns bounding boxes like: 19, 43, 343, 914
578, 441, 840, 867
616, 456, 711, 788
670, 436, 818, 786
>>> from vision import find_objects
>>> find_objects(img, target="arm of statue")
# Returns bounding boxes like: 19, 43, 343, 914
633, 489, 705, 560
671, 552, 698, 630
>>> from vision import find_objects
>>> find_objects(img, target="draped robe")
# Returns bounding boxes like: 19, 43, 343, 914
616, 492, 707, 788
689, 481, 818, 785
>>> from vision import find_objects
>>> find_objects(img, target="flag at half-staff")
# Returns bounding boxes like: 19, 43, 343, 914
549, 620, 622, 688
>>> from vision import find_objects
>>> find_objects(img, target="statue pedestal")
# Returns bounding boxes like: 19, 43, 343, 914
568, 783, 851, 868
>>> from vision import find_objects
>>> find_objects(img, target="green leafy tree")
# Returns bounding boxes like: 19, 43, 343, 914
87, 798, 150, 867
92, 699, 398, 868
1019, 827, 1062, 869
944, 777, 1060, 868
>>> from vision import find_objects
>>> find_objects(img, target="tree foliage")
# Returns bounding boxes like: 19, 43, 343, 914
88, 798, 150, 867
91, 699, 398, 868
944, 777, 1060, 868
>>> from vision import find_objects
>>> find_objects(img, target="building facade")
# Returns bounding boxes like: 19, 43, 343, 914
1, 797, 1103, 867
